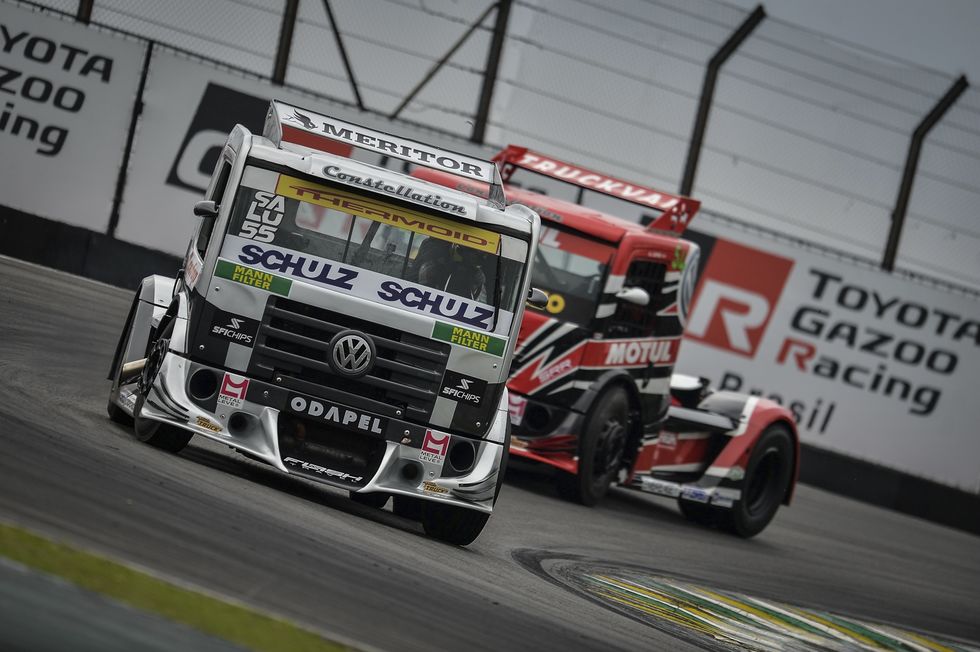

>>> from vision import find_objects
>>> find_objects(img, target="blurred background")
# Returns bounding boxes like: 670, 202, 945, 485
21, 0, 980, 287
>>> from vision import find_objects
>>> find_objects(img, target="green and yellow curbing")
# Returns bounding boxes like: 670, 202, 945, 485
576, 569, 976, 652
0, 522, 354, 652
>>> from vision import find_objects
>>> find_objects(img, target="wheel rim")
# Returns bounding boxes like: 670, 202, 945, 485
592, 417, 626, 480
745, 446, 782, 516
134, 338, 167, 437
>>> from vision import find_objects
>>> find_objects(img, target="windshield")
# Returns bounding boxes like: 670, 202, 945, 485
528, 225, 612, 326
218, 166, 527, 335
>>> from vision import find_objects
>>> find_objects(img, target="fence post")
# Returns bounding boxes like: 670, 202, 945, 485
107, 41, 154, 239
882, 75, 969, 272
471, 0, 512, 144
322, 0, 365, 110
76, 0, 93, 24
679, 5, 765, 197
390, 2, 497, 121
272, 0, 299, 85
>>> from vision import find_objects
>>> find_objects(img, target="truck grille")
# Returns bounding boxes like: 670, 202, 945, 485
249, 297, 450, 423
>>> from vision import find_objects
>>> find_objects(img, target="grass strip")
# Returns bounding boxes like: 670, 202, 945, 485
0, 522, 352, 652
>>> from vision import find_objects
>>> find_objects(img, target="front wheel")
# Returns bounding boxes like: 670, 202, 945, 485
720, 424, 794, 538
556, 386, 630, 507
677, 499, 718, 526
133, 334, 193, 454
420, 502, 490, 546
392, 495, 423, 520
349, 491, 390, 509
107, 299, 138, 425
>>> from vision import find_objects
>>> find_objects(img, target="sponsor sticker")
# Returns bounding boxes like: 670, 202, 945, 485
323, 165, 468, 216
272, 102, 494, 183
215, 259, 292, 296
218, 373, 249, 409
432, 322, 506, 356
680, 485, 711, 503
439, 370, 487, 407
641, 476, 681, 498
282, 456, 363, 482
195, 416, 222, 433
184, 249, 203, 290
545, 292, 565, 314
377, 280, 495, 331
224, 236, 509, 332
238, 190, 285, 243
419, 430, 450, 465
421, 480, 448, 495
658, 431, 677, 449
508, 393, 527, 426
515, 151, 685, 212
209, 309, 258, 347
275, 174, 499, 253
287, 395, 385, 435
584, 338, 678, 368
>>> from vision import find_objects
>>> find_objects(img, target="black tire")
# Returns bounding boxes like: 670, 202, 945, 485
392, 495, 423, 520
493, 423, 511, 505
556, 386, 630, 507
349, 491, 390, 509
677, 499, 718, 526
107, 301, 138, 426
720, 424, 794, 538
133, 330, 193, 454
420, 501, 490, 546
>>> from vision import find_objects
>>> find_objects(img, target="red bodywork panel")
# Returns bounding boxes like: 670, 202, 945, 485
413, 151, 799, 509
493, 146, 700, 236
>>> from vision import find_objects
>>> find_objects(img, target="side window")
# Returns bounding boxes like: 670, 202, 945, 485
195, 158, 231, 257
606, 259, 666, 338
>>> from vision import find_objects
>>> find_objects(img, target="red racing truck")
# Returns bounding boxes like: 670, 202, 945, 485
415, 147, 799, 537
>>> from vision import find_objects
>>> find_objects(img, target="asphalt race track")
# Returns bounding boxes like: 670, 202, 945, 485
1, 255, 979, 651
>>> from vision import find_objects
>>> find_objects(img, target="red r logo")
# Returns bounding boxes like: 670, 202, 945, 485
685, 239, 793, 358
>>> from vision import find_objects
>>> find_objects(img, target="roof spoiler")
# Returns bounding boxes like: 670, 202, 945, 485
493, 145, 700, 234
263, 100, 506, 209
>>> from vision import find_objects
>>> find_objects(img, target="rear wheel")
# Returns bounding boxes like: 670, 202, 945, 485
133, 330, 193, 454
349, 491, 390, 509
392, 495, 423, 520
420, 502, 490, 546
720, 424, 794, 538
677, 499, 717, 526
556, 386, 630, 506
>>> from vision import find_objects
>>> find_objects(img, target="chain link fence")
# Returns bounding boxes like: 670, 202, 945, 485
24, 0, 980, 294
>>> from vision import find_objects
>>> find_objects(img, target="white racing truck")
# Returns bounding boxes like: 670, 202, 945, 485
106, 101, 542, 545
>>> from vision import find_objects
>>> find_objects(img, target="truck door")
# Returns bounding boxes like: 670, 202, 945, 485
605, 258, 667, 340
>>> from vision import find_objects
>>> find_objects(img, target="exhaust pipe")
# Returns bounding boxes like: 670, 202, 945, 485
119, 358, 147, 382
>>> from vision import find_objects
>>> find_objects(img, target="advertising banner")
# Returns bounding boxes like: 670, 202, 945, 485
0, 3, 143, 231
679, 219, 980, 492
116, 49, 492, 255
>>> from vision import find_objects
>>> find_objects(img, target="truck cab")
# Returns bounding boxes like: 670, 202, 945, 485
106, 102, 540, 545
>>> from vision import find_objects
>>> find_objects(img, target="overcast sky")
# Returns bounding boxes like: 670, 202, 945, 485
724, 0, 980, 81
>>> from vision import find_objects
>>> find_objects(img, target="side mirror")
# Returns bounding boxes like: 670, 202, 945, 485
527, 287, 549, 310
616, 286, 650, 306
193, 200, 218, 218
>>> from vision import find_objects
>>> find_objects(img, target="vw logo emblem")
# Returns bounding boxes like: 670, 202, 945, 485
328, 330, 375, 378
678, 244, 700, 328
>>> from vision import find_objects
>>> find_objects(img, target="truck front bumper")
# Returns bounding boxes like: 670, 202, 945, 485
119, 352, 505, 513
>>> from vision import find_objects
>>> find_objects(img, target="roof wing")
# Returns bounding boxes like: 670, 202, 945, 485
263, 100, 506, 208
493, 145, 700, 234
